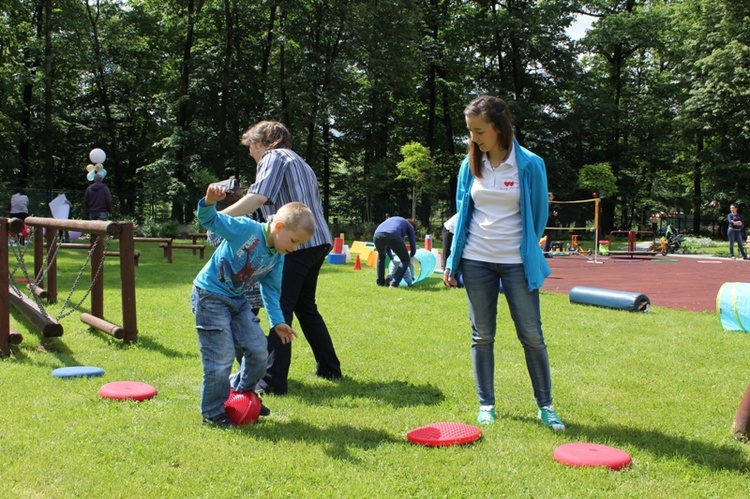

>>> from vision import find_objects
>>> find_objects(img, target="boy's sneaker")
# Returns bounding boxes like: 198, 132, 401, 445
538, 405, 565, 431
202, 413, 237, 428
477, 407, 496, 425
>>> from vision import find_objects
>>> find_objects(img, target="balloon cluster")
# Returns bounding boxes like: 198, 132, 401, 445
86, 148, 108, 181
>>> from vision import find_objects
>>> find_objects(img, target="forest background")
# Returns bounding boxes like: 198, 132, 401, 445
0, 0, 748, 240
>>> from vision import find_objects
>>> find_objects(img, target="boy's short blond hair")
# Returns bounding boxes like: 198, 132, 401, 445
274, 202, 316, 236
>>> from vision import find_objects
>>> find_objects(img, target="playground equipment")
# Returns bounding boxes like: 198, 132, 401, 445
609, 225, 685, 259
327, 234, 347, 264
1, 217, 27, 355
543, 196, 603, 263
717, 282, 750, 332
566, 234, 592, 255
652, 225, 685, 256
1, 215, 138, 356
387, 248, 437, 286
569, 285, 650, 312
350, 241, 375, 263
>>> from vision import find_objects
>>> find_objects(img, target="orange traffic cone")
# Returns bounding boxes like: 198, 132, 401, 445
353, 254, 362, 270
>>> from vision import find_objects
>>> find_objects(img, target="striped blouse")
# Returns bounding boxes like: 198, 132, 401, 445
248, 148, 332, 249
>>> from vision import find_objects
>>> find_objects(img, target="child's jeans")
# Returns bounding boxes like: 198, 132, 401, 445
192, 286, 268, 419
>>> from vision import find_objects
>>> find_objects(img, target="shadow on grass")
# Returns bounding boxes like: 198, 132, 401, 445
508, 413, 750, 473
8, 335, 82, 368
123, 334, 197, 359
238, 419, 400, 462
285, 377, 445, 408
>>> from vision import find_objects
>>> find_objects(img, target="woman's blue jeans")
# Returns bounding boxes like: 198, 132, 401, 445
461, 259, 553, 408
192, 287, 268, 419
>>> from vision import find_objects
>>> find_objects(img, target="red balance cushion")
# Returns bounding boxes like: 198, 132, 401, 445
98, 381, 157, 401
407, 422, 482, 447
554, 443, 632, 470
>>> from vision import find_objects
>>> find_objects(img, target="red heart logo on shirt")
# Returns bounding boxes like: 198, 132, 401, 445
504, 181, 515, 187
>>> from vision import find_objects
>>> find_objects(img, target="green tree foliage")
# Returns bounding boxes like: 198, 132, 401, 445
578, 162, 618, 200
0, 0, 746, 236
396, 141, 434, 220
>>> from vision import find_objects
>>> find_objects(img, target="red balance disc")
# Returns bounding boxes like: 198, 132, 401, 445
554, 443, 632, 471
224, 389, 261, 425
407, 422, 482, 447
99, 381, 157, 401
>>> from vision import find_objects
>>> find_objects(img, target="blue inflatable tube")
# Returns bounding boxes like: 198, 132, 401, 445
717, 282, 750, 332
569, 285, 650, 312
388, 248, 437, 286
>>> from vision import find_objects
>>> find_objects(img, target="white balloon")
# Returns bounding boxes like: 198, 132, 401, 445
89, 148, 106, 164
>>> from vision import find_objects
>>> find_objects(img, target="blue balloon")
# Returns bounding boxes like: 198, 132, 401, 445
100, 169, 107, 179
87, 171, 95, 181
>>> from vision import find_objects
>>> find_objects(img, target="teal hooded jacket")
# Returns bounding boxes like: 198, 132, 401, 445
445, 138, 551, 291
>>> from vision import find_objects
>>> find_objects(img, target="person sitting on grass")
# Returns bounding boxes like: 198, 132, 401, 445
192, 183, 314, 427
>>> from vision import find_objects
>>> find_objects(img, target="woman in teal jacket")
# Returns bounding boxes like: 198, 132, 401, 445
443, 95, 564, 430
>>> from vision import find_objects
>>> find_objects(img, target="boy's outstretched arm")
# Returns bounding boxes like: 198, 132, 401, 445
273, 324, 298, 344
204, 184, 227, 205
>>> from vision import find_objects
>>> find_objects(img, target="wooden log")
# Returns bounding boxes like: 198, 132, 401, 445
24, 217, 121, 236
80, 312, 126, 340
9, 327, 23, 345
1, 218, 12, 355
117, 222, 138, 343
7, 285, 63, 337
27, 283, 48, 300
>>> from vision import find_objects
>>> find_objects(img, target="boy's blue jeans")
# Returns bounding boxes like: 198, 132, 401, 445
192, 287, 268, 419
461, 259, 553, 409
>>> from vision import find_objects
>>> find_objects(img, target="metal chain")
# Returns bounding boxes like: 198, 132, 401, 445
55, 235, 112, 321
8, 227, 58, 321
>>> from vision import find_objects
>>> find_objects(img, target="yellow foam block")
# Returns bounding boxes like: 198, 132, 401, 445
366, 250, 379, 267
350, 240, 375, 260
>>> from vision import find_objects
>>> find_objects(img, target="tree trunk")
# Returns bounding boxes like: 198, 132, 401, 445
257, 0, 279, 114
692, 132, 703, 235
86, 2, 126, 213
173, 0, 204, 223
43, 0, 53, 190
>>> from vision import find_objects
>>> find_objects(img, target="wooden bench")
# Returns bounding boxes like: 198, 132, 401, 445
45, 243, 140, 266
161, 243, 205, 260
133, 237, 174, 263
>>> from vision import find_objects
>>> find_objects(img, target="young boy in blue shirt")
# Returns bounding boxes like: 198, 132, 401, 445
192, 183, 315, 427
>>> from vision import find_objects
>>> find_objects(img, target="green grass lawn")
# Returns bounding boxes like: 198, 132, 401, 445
2, 240, 750, 497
